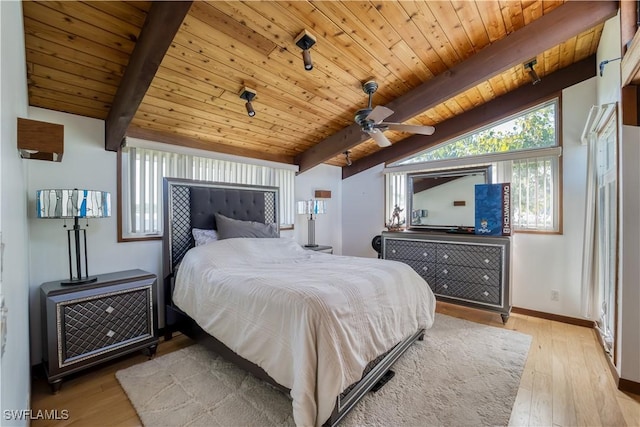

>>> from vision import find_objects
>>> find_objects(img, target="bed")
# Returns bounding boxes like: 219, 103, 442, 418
162, 178, 436, 427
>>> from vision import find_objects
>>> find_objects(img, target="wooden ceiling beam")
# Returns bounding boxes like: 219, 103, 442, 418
296, 0, 617, 173
342, 54, 597, 179
105, 1, 193, 151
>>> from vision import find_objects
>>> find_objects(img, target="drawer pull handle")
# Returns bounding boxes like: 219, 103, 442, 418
484, 258, 490, 264
105, 306, 114, 314
443, 254, 449, 260
483, 291, 489, 297
483, 275, 489, 281
443, 284, 448, 289
106, 330, 115, 338
422, 252, 428, 257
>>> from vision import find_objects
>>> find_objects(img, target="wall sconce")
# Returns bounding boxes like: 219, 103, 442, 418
17, 118, 64, 162
344, 150, 352, 166
239, 87, 257, 117
523, 59, 541, 85
295, 30, 316, 71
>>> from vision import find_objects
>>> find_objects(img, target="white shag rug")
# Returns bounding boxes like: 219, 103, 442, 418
116, 313, 531, 427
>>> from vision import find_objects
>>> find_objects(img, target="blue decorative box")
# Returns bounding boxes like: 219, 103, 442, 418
474, 183, 512, 236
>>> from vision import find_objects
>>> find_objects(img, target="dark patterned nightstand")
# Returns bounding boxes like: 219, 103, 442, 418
40, 269, 159, 393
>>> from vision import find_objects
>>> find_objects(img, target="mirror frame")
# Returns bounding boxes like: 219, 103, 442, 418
407, 165, 492, 231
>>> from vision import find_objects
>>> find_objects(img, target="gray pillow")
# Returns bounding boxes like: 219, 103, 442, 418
215, 213, 279, 239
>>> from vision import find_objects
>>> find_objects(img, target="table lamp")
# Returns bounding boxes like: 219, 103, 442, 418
36, 189, 111, 285
296, 199, 327, 247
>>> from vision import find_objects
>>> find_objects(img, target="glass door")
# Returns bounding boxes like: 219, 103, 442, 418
594, 106, 618, 357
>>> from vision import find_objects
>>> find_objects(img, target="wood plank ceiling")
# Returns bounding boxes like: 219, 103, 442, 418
23, 1, 613, 172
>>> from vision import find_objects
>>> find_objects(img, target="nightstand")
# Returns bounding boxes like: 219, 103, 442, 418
303, 245, 333, 254
40, 269, 159, 393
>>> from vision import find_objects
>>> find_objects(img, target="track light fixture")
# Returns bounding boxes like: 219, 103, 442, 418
239, 87, 257, 117
344, 150, 352, 166
523, 59, 541, 85
295, 30, 316, 71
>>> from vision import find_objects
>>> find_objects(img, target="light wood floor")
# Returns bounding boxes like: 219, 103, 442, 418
31, 302, 640, 426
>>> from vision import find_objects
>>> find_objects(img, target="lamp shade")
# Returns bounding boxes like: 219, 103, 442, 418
296, 199, 327, 215
36, 189, 111, 219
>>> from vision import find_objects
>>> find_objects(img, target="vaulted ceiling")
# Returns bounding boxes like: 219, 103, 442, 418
22, 1, 618, 175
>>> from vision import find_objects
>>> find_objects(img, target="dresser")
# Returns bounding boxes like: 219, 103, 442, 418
382, 231, 512, 323
40, 269, 159, 392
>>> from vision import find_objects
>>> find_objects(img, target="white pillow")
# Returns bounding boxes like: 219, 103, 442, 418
192, 228, 218, 246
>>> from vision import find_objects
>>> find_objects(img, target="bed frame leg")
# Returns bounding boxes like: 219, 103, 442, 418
371, 369, 395, 392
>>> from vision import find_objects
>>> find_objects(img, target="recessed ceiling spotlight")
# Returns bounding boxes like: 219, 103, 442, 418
294, 30, 317, 71
344, 150, 352, 166
239, 87, 257, 117
523, 58, 541, 85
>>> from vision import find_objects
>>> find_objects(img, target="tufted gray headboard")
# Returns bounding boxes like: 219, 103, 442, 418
162, 178, 279, 304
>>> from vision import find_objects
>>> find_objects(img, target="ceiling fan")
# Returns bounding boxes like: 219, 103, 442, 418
354, 81, 435, 147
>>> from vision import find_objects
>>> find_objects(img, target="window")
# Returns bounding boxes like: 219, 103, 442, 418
385, 172, 406, 227
120, 144, 296, 238
386, 99, 561, 232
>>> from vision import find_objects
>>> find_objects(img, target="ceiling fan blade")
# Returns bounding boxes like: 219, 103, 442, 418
366, 105, 394, 123
368, 130, 392, 147
384, 123, 436, 135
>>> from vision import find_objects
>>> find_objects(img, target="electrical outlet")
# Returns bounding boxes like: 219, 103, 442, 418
551, 290, 560, 301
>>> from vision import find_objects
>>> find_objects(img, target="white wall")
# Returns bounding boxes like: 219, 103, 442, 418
342, 164, 385, 258
293, 164, 343, 253
619, 125, 640, 382
0, 1, 31, 424
512, 78, 594, 317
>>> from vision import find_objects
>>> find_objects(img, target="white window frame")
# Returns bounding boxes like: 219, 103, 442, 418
385, 99, 561, 233
120, 139, 297, 239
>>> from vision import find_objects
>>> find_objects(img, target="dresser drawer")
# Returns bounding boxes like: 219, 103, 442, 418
63, 288, 149, 330
385, 239, 436, 262
436, 244, 502, 269
63, 312, 151, 363
436, 265, 500, 287
402, 258, 436, 277
436, 280, 501, 305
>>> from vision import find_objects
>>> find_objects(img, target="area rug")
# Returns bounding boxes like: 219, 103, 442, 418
116, 313, 531, 426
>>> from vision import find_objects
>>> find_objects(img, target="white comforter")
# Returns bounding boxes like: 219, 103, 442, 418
173, 238, 436, 427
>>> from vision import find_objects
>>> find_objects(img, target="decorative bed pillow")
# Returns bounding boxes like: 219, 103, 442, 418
192, 228, 219, 246
215, 213, 279, 239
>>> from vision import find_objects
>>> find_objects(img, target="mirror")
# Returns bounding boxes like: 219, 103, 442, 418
408, 166, 491, 230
